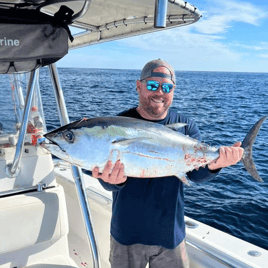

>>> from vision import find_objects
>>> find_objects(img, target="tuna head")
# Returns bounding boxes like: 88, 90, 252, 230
39, 119, 91, 166
41, 127, 78, 163
40, 118, 112, 169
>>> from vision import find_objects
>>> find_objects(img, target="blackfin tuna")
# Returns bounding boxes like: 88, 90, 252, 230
40, 116, 267, 186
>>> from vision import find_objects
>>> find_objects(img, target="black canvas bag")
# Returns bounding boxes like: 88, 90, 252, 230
0, 7, 73, 73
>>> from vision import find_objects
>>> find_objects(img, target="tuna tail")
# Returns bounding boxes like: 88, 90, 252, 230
241, 116, 267, 182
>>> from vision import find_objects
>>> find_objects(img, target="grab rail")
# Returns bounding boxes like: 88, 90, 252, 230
71, 0, 92, 23
37, 0, 92, 23
0, 183, 49, 198
10, 74, 25, 123
48, 63, 101, 268
6, 70, 37, 178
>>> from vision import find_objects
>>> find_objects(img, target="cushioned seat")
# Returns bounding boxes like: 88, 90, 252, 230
0, 185, 79, 268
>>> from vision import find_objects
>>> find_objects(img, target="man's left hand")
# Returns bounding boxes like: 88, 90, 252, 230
208, 142, 244, 170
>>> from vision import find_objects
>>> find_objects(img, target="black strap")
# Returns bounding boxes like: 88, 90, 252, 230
54, 6, 74, 42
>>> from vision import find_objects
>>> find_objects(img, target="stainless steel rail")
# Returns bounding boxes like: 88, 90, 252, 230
0, 183, 48, 198
72, 14, 197, 34
48, 63, 101, 268
12, 74, 25, 123
6, 70, 37, 178
70, 14, 199, 50
48, 64, 69, 126
34, 70, 47, 132
154, 0, 168, 28
169, 0, 201, 17
71, 0, 201, 33
71, 0, 92, 23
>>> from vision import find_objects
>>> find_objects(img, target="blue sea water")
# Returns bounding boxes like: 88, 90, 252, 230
1, 68, 268, 250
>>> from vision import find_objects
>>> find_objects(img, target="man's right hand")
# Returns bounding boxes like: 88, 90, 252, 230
92, 160, 127, 185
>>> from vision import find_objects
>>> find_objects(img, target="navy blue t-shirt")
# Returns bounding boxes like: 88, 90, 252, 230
97, 107, 220, 249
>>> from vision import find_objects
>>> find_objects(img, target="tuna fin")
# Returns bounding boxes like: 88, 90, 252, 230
241, 116, 267, 182
166, 123, 187, 131
112, 137, 151, 146
176, 173, 192, 186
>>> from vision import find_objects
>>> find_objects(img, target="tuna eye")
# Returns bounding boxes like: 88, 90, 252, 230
62, 130, 74, 143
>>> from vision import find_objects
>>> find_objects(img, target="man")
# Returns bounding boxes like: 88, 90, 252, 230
92, 59, 244, 268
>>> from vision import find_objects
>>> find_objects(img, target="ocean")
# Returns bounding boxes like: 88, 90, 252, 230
1, 68, 268, 250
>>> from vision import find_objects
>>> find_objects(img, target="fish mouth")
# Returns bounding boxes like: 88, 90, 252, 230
39, 134, 59, 147
38, 135, 79, 166
38, 135, 67, 155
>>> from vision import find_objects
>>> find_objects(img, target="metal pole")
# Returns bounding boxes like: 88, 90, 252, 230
48, 63, 101, 268
48, 64, 69, 126
13, 73, 25, 123
154, 0, 168, 28
6, 70, 37, 178
34, 69, 47, 133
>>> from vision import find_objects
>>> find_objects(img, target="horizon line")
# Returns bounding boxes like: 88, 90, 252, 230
54, 66, 268, 74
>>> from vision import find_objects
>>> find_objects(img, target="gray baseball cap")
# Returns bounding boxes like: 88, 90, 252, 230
140, 59, 176, 84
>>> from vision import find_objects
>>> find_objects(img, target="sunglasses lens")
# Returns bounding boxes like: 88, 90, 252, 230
147, 81, 159, 91
162, 83, 173, 93
145, 81, 173, 93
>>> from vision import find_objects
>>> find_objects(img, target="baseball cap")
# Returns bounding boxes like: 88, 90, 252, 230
140, 59, 176, 84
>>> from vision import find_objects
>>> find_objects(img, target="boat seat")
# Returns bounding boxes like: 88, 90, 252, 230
0, 185, 78, 267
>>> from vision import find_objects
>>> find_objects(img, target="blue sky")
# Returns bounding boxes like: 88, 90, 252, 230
58, 0, 268, 72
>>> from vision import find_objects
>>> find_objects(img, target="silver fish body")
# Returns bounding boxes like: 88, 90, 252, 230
41, 116, 267, 185
41, 117, 219, 185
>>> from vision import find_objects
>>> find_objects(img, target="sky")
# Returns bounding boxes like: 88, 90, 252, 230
57, 0, 268, 72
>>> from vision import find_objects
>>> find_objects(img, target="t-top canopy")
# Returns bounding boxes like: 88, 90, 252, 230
0, 0, 201, 50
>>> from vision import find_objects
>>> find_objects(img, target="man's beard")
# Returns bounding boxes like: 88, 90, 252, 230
142, 99, 170, 118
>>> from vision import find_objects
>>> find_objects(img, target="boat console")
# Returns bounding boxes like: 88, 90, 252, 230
0, 74, 78, 267
0, 135, 55, 192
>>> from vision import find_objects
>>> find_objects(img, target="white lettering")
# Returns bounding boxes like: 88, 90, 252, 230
0, 38, 20, 46
14, 40, 20, 46
7, 39, 13, 46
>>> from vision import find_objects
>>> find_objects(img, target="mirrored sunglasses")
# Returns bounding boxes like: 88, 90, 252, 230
145, 80, 174, 94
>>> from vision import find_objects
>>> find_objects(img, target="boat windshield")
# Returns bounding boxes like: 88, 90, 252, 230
0, 72, 46, 147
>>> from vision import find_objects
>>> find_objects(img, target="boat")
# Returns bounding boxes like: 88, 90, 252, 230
0, 0, 267, 267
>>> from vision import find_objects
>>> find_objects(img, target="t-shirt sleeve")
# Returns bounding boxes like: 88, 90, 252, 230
185, 118, 202, 141
82, 169, 127, 192
98, 178, 127, 192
